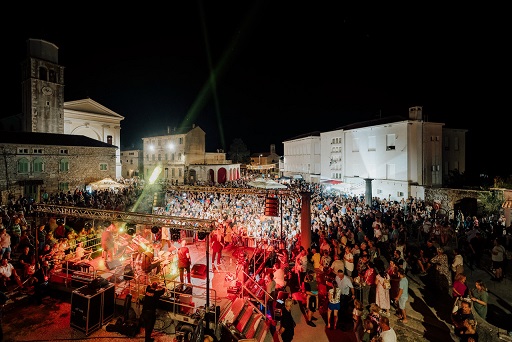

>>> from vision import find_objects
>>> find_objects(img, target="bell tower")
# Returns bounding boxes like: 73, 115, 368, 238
21, 38, 65, 133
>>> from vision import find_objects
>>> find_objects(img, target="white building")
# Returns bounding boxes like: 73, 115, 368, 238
64, 99, 124, 178
142, 125, 241, 185
283, 106, 467, 201
282, 132, 321, 183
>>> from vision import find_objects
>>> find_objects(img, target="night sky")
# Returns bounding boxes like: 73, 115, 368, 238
2, 3, 508, 178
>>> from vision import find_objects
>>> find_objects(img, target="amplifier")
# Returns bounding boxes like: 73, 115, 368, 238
72, 271, 96, 288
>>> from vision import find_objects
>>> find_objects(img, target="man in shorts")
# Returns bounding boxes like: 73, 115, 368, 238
394, 267, 408, 323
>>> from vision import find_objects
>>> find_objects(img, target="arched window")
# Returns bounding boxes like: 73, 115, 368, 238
59, 158, 69, 172
33, 157, 44, 173
17, 158, 29, 173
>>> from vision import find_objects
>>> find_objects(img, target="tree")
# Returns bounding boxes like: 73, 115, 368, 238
227, 138, 251, 164
478, 190, 504, 217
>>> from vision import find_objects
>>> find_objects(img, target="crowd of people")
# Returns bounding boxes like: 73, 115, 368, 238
0, 174, 510, 341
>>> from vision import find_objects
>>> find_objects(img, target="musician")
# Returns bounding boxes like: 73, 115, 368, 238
101, 223, 115, 262
160, 226, 172, 251
177, 239, 192, 284
211, 229, 225, 268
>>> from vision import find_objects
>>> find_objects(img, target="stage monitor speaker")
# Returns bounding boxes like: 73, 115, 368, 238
106, 259, 122, 270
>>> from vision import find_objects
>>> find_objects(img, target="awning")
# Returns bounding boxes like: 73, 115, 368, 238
502, 199, 512, 209
18, 180, 44, 185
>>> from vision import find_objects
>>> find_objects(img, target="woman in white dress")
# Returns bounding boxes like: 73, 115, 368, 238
375, 268, 391, 316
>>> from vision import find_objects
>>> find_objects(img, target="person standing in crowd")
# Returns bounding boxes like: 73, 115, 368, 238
335, 268, 356, 316
430, 247, 452, 288
378, 316, 397, 342
310, 248, 321, 272
295, 248, 308, 287
375, 268, 391, 317
451, 248, 464, 279
343, 245, 355, 277
304, 270, 318, 327
394, 267, 408, 324
326, 278, 341, 329
491, 237, 506, 281
278, 298, 295, 342
452, 273, 468, 299
470, 280, 488, 320
417, 240, 436, 276
140, 282, 165, 342
330, 252, 345, 274
353, 299, 364, 342
177, 239, 192, 284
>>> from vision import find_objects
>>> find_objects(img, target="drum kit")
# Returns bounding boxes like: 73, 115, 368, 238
122, 234, 178, 279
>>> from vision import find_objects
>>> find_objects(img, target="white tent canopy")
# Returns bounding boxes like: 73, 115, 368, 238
247, 179, 288, 189
87, 177, 127, 191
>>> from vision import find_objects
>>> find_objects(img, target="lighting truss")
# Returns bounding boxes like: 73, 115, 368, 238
166, 185, 292, 196
32, 204, 215, 233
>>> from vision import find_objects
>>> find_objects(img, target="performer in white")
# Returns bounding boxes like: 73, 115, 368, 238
161, 226, 172, 251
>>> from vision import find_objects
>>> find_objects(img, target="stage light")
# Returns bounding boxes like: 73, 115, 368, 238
171, 229, 181, 241
197, 232, 207, 240
127, 224, 136, 236
151, 226, 160, 234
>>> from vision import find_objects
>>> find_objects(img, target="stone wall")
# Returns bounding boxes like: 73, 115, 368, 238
0, 144, 117, 194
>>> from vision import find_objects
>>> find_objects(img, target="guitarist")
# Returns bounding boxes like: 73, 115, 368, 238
177, 239, 192, 284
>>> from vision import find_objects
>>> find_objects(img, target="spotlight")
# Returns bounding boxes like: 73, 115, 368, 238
127, 224, 136, 236
151, 226, 160, 234
171, 229, 181, 241
197, 232, 207, 240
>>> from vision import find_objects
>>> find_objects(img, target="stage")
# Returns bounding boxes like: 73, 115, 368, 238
46, 237, 257, 331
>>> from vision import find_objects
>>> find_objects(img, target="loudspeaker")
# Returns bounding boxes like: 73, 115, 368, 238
106, 260, 122, 270
264, 197, 279, 217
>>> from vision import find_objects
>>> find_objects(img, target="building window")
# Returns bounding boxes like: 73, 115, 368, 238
58, 182, 69, 191
33, 157, 44, 173
33, 148, 43, 154
60, 149, 69, 154
107, 135, 113, 145
454, 137, 459, 151
17, 148, 29, 154
17, 158, 29, 173
59, 159, 69, 172
179, 168, 182, 177
386, 134, 396, 151
100, 163, 108, 171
